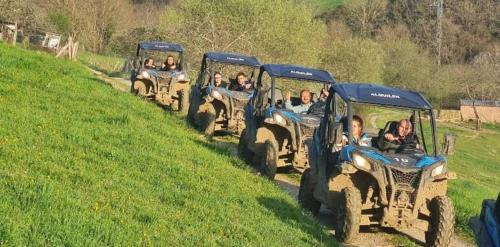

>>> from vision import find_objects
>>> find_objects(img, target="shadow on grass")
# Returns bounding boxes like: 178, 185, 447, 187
257, 196, 339, 246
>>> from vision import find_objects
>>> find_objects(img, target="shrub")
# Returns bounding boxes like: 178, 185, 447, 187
321, 37, 384, 82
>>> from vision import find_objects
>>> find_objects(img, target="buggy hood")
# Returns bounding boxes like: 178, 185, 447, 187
339, 145, 446, 169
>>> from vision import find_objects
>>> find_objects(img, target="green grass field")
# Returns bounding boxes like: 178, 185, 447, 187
0, 43, 338, 246
443, 122, 500, 235
2, 42, 498, 246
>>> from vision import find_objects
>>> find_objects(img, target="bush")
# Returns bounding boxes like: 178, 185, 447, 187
381, 38, 434, 92
158, 0, 326, 67
321, 37, 384, 82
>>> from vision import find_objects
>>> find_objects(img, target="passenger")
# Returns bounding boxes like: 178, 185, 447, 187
229, 72, 252, 91
343, 115, 371, 147
144, 58, 156, 69
384, 119, 417, 146
285, 89, 312, 114
162, 55, 177, 71
213, 72, 226, 87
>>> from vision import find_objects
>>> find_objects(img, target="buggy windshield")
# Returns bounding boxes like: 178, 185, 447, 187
331, 93, 438, 156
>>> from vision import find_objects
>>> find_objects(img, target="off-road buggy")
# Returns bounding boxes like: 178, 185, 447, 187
188, 52, 261, 136
299, 83, 456, 246
473, 192, 500, 247
238, 64, 335, 179
130, 41, 190, 112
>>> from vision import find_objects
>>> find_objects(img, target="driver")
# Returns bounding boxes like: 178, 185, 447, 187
213, 71, 226, 87
342, 115, 371, 147
384, 119, 417, 146
229, 72, 252, 91
144, 58, 156, 69
162, 55, 177, 71
285, 89, 312, 114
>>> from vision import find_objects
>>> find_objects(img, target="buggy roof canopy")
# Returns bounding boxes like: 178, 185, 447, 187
261, 64, 335, 84
332, 83, 432, 110
137, 42, 184, 55
204, 52, 261, 67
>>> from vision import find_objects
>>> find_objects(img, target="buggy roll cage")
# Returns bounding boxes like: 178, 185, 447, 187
198, 52, 261, 87
324, 83, 438, 156
253, 64, 335, 113
136, 41, 185, 70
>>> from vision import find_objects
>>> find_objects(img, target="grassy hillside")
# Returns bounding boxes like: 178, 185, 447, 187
443, 123, 500, 234
0, 42, 337, 246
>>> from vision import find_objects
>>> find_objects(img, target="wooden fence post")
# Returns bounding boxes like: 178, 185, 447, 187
442, 133, 456, 156
11, 22, 17, 45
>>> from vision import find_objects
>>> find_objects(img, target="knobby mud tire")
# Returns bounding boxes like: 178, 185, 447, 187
425, 196, 454, 247
259, 139, 278, 180
133, 80, 147, 97
200, 104, 216, 137
187, 93, 200, 125
335, 186, 361, 244
178, 89, 189, 113
237, 129, 252, 164
298, 168, 321, 215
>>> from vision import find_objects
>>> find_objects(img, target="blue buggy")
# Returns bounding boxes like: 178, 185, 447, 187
299, 83, 456, 246
188, 52, 261, 136
131, 41, 190, 112
238, 64, 335, 179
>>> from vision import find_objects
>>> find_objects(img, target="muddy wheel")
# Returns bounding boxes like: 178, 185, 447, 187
200, 103, 216, 137
335, 186, 361, 243
299, 168, 321, 215
187, 95, 198, 124
425, 196, 454, 247
259, 139, 278, 179
178, 89, 189, 113
133, 80, 147, 97
238, 129, 252, 163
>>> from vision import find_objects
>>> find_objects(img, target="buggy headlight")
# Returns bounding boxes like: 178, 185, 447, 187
211, 90, 222, 100
352, 153, 371, 171
141, 71, 150, 79
273, 113, 287, 125
431, 164, 445, 177
177, 73, 186, 81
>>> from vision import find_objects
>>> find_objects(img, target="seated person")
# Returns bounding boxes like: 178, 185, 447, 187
213, 72, 226, 87
228, 72, 252, 91
285, 89, 312, 114
384, 119, 418, 146
144, 57, 156, 69
342, 115, 371, 147
161, 55, 177, 71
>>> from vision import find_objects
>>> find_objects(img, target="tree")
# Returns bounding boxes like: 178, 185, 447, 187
321, 37, 385, 82
158, 0, 326, 67
341, 0, 388, 37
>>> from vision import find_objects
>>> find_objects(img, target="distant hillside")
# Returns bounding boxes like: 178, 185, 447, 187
0, 42, 338, 246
